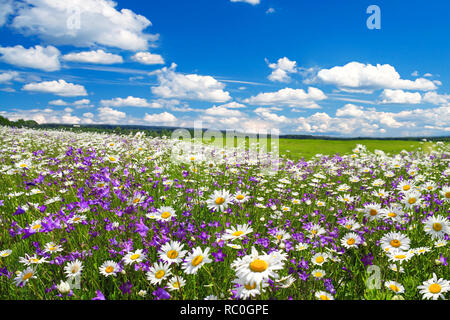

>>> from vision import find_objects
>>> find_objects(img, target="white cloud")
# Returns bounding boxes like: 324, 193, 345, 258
144, 111, 177, 124
62, 50, 123, 64
422, 91, 450, 105
0, 0, 14, 26
254, 107, 289, 123
131, 51, 164, 65
48, 99, 68, 106
335, 104, 365, 118
22, 79, 87, 97
244, 87, 326, 107
0, 71, 19, 83
100, 96, 163, 108
151, 63, 231, 103
317, 62, 437, 92
217, 101, 247, 109
266, 8, 275, 14
11, 0, 155, 51
380, 89, 422, 104
204, 105, 244, 117
0, 45, 60, 71
230, 0, 260, 5
266, 57, 297, 83
97, 107, 126, 124
73, 98, 90, 105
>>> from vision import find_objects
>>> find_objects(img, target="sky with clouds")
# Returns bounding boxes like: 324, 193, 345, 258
0, 0, 449, 137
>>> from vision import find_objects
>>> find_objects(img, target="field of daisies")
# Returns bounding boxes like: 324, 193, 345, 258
0, 126, 449, 300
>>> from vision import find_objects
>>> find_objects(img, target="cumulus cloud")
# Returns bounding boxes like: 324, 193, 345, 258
317, 62, 437, 92
254, 107, 289, 123
151, 63, 231, 103
22, 79, 87, 97
131, 51, 164, 65
244, 87, 326, 107
10, 0, 155, 51
266, 57, 297, 83
0, 45, 60, 71
379, 89, 422, 104
0, 71, 19, 83
97, 107, 126, 124
0, 0, 14, 26
62, 50, 123, 64
204, 105, 244, 117
100, 96, 165, 108
144, 111, 177, 124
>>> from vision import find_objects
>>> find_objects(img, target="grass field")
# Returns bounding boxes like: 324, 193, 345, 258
278, 139, 436, 159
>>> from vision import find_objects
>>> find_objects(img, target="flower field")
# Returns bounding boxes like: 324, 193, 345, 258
0, 126, 449, 300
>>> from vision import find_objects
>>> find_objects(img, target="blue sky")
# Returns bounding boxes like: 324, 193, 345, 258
0, 0, 449, 136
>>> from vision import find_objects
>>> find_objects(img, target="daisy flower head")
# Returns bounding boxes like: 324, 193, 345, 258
64, 259, 83, 279
207, 189, 232, 212
159, 240, 187, 265
387, 249, 414, 264
380, 232, 410, 252
232, 247, 286, 285
44, 242, 63, 254
423, 215, 449, 239
233, 192, 249, 204
147, 262, 171, 285
311, 252, 330, 266
167, 276, 186, 292
182, 247, 212, 275
14, 267, 37, 287
311, 269, 326, 279
222, 223, 253, 241
155, 206, 176, 222
401, 190, 422, 208
315, 291, 334, 300
385, 281, 405, 294
341, 232, 363, 249
363, 203, 382, 221
440, 186, 450, 202
233, 277, 269, 300
0, 249, 12, 258
417, 273, 450, 300
99, 260, 119, 277
123, 249, 146, 265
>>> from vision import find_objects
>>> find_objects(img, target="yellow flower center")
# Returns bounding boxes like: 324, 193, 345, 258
389, 284, 400, 292
20, 164, 28, 168
388, 212, 397, 217
109, 157, 116, 162
403, 185, 410, 191
390, 239, 401, 248
236, 195, 245, 200
161, 211, 171, 219
244, 282, 257, 290
191, 255, 203, 267
433, 223, 442, 232
105, 266, 114, 273
347, 238, 356, 246
249, 259, 268, 272
167, 250, 178, 259
22, 272, 33, 280
369, 209, 378, 216
155, 270, 165, 279
133, 198, 140, 204
130, 254, 140, 260
314, 272, 323, 278
445, 192, 450, 199
232, 230, 244, 237
173, 281, 180, 288
429, 284, 441, 294
394, 254, 406, 259
215, 197, 225, 205
408, 198, 416, 204
315, 256, 324, 264
319, 295, 329, 300
32, 224, 41, 230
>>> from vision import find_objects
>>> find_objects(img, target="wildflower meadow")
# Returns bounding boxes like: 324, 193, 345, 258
0, 126, 449, 300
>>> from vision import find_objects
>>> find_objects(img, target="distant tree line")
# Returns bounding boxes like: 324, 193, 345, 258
0, 116, 448, 141
0, 115, 39, 128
